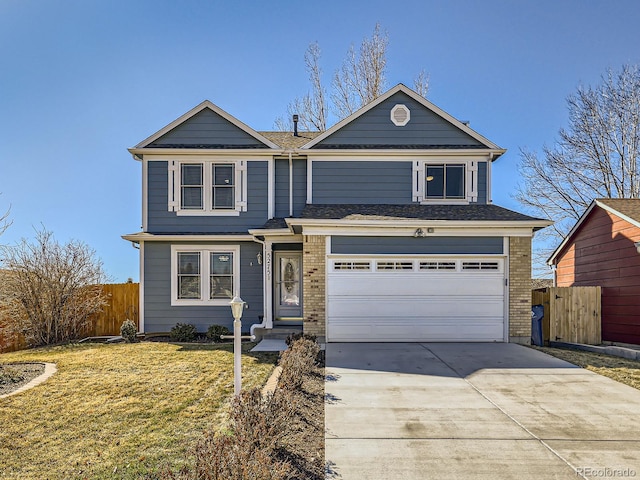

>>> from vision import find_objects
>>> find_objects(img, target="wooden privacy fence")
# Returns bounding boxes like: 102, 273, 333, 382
532, 286, 601, 345
88, 282, 140, 337
0, 283, 139, 353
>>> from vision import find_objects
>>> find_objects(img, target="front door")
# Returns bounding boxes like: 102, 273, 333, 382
274, 251, 303, 323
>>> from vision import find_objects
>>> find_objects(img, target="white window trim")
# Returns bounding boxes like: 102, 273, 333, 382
413, 160, 478, 204
170, 245, 241, 306
168, 159, 247, 216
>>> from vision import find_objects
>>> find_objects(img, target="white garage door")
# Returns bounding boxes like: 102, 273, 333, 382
326, 258, 506, 342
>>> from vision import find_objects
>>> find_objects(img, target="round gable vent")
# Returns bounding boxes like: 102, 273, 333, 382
390, 104, 410, 126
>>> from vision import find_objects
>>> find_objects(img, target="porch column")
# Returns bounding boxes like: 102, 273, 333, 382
264, 240, 273, 329
509, 236, 532, 344
302, 235, 326, 339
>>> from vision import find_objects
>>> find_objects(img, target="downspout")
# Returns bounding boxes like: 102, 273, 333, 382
289, 152, 294, 217
249, 236, 272, 340
487, 152, 494, 204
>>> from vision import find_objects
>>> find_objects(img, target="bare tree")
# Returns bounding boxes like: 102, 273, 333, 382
0, 194, 11, 237
275, 43, 328, 132
332, 23, 389, 119
413, 70, 430, 99
276, 24, 429, 131
0, 228, 108, 347
516, 64, 640, 270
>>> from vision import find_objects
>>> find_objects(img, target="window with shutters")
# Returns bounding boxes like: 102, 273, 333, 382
412, 160, 479, 204
168, 159, 247, 216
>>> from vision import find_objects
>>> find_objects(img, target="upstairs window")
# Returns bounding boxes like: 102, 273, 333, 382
181, 164, 204, 209
413, 160, 478, 204
212, 164, 235, 209
168, 159, 247, 215
426, 164, 465, 199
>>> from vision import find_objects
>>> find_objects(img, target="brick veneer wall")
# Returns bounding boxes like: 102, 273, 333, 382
302, 235, 326, 338
509, 236, 532, 343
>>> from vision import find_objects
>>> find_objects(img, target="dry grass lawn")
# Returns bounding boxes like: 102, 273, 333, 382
535, 346, 640, 390
0, 342, 277, 479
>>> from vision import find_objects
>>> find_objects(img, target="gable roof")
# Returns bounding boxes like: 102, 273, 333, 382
547, 198, 640, 265
300, 84, 505, 156
132, 100, 280, 150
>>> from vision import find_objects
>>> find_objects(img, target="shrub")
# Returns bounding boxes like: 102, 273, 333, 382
278, 336, 320, 391
170, 323, 197, 342
0, 228, 108, 347
160, 388, 294, 480
206, 324, 230, 342
119, 319, 137, 343
285, 331, 317, 347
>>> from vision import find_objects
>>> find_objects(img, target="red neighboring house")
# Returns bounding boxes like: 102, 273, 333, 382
548, 199, 640, 345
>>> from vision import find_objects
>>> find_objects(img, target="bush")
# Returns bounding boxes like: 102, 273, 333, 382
0, 228, 108, 347
170, 323, 197, 342
285, 331, 317, 347
119, 319, 137, 343
159, 388, 294, 480
206, 324, 230, 342
158, 335, 321, 479
278, 336, 320, 391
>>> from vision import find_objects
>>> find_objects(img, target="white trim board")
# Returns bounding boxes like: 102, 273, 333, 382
133, 100, 280, 150
300, 84, 504, 153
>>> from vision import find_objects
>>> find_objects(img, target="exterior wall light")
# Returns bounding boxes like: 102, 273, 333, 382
636, 242, 640, 254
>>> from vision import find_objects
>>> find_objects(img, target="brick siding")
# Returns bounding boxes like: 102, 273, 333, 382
509, 236, 532, 343
302, 235, 326, 338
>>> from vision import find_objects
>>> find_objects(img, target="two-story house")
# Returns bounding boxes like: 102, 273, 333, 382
123, 84, 550, 344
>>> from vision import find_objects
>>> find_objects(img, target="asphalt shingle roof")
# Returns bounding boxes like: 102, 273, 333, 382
597, 198, 640, 223
261, 218, 288, 229
259, 131, 322, 149
299, 204, 547, 222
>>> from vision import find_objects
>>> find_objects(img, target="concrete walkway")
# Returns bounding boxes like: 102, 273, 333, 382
325, 343, 640, 480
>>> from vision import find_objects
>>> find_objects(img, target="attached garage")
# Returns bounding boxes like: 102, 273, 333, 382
326, 257, 506, 342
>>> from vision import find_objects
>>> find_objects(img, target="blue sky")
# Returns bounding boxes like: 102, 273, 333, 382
1, 0, 640, 281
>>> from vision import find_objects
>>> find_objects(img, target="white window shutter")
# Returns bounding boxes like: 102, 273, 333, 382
168, 160, 178, 212
413, 161, 425, 202
468, 161, 478, 202
236, 161, 247, 211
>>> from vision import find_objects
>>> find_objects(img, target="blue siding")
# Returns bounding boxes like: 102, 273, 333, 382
143, 242, 264, 333
149, 108, 269, 148
292, 159, 307, 217
477, 162, 487, 204
275, 159, 307, 218
274, 159, 289, 218
313, 161, 412, 204
147, 161, 268, 233
314, 92, 486, 148
331, 236, 504, 255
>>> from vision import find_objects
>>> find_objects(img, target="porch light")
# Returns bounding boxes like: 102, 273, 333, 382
636, 242, 640, 254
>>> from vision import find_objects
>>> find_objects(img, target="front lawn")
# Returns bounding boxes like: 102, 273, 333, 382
535, 346, 640, 390
0, 342, 277, 479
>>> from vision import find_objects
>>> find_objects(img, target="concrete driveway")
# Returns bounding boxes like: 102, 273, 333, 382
325, 343, 640, 480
